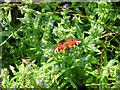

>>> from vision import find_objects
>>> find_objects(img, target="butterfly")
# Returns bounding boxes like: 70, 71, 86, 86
53, 38, 82, 53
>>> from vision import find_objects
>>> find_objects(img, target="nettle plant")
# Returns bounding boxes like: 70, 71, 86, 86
1, 1, 120, 89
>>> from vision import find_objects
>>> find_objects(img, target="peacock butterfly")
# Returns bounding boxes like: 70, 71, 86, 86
53, 38, 82, 53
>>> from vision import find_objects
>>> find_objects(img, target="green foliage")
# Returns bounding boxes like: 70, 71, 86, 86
1, 1, 120, 89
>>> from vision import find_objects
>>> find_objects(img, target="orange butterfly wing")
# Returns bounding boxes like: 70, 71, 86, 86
53, 40, 66, 53
53, 38, 82, 53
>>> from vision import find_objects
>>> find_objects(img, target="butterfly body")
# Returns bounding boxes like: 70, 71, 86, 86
53, 38, 82, 53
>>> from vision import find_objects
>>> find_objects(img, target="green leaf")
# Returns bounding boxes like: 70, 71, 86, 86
106, 60, 116, 67
56, 75, 64, 86
51, 5, 56, 11
103, 51, 108, 66
40, 60, 57, 70
56, 2, 62, 5
77, 16, 84, 24
9, 65, 16, 75
87, 45, 101, 54
8, 10, 11, 22
72, 2, 77, 6
76, 24, 83, 37
55, 67, 70, 80
86, 76, 94, 83
88, 54, 100, 65
100, 70, 109, 81
58, 80, 68, 88
53, 15, 61, 20
17, 18, 30, 24
0, 56, 2, 59
67, 78, 77, 88
30, 48, 36, 50
75, 8, 83, 15
13, 33, 19, 39
1, 31, 11, 36
34, 14, 41, 29
19, 62, 25, 75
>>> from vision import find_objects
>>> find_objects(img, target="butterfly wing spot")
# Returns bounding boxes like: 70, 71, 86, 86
58, 43, 62, 45
71, 39, 74, 41
76, 41, 82, 45
53, 48, 58, 53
